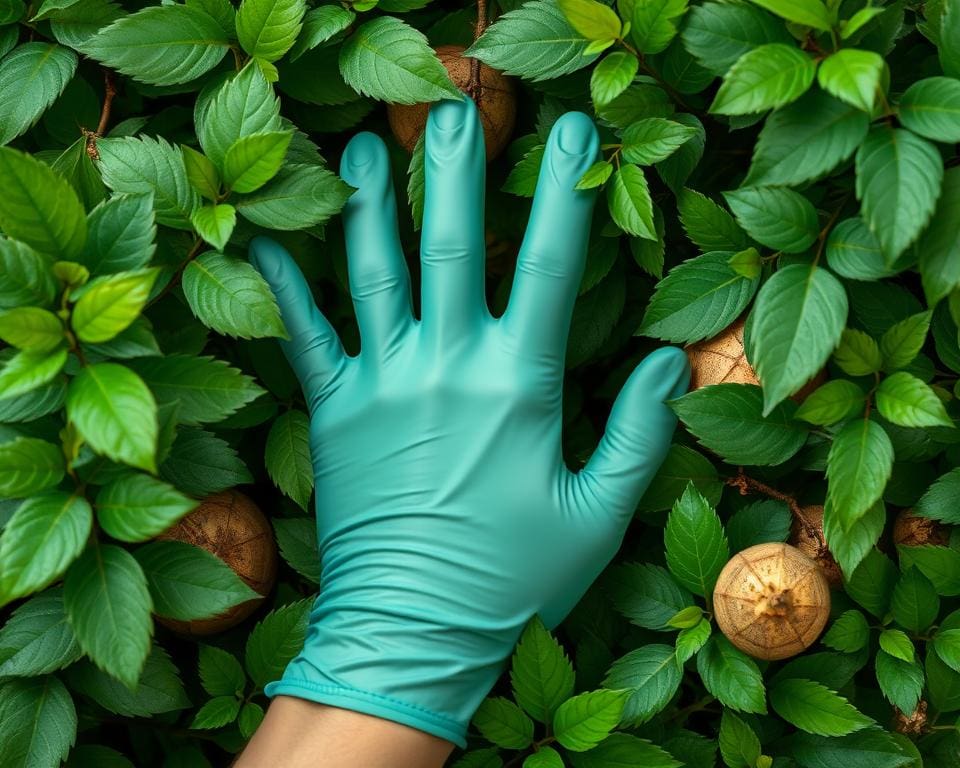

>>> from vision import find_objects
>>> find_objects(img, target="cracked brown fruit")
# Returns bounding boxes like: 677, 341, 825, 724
156, 489, 278, 636
790, 505, 843, 588
713, 542, 831, 660
892, 700, 928, 737
893, 508, 950, 548
386, 44, 517, 162
685, 316, 826, 398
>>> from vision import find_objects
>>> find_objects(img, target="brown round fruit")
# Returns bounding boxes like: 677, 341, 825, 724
790, 505, 843, 588
386, 44, 517, 162
713, 542, 831, 661
893, 508, 950, 548
685, 317, 826, 398
156, 490, 278, 636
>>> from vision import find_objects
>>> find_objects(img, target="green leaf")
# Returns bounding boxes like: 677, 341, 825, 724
553, 689, 628, 752
80, 5, 230, 86
567, 733, 681, 768
833, 329, 882, 376
182, 146, 221, 201
95, 474, 198, 543
160, 427, 253, 496
622, 118, 697, 165
790, 729, 914, 768
182, 253, 286, 340
746, 0, 833, 31
880, 311, 931, 371
245, 597, 312, 688
0, 676, 76, 768
844, 548, 898, 618
503, 143, 544, 197
696, 635, 766, 714
723, 187, 819, 254
235, 164, 351, 229
879, 628, 915, 663
841, 6, 885, 39
0, 307, 62, 352
769, 678, 873, 736
899, 76, 960, 143
134, 540, 259, 621
744, 90, 869, 188
822, 609, 870, 653
473, 697, 535, 749
916, 468, 960, 524
603, 644, 682, 725
664, 483, 729, 597
933, 628, 960, 673
523, 747, 563, 768
191, 204, 236, 251
265, 410, 313, 510
190, 695, 241, 729
558, 0, 621, 41
667, 605, 704, 630
875, 650, 923, 714
795, 380, 865, 425
0, 43, 77, 146
607, 164, 655, 239
66, 744, 136, 768
72, 269, 159, 344
273, 517, 319, 584
237, 0, 305, 62
823, 497, 884, 578
289, 5, 355, 60
0, 588, 81, 677
919, 167, 960, 305
719, 709, 761, 768
725, 500, 791, 552
669, 384, 808, 466
79, 194, 157, 275
677, 189, 750, 252
64, 542, 153, 689
339, 16, 459, 104
575, 160, 614, 190
451, 748, 504, 768
638, 443, 723, 513
710, 44, 816, 115
465, 0, 601, 81
0, 147, 86, 260
825, 419, 894, 532
675, 617, 711, 665
590, 51, 639, 106
66, 363, 157, 473
97, 137, 200, 230
605, 561, 692, 631
0, 493, 91, 607
629, 0, 688, 55
0, 348, 68, 401
198, 645, 247, 698
223, 131, 291, 193
877, 372, 952, 428
682, 2, 792, 75
238, 701, 265, 739
892, 567, 940, 634
198, 63, 283, 169
750, 264, 847, 412
509, 615, 575, 723
825, 217, 891, 281
127, 354, 263, 428
817, 49, 884, 112
0, 436, 64, 498
0, 239, 56, 310
855, 125, 943, 262
637, 251, 759, 344
64, 645, 189, 717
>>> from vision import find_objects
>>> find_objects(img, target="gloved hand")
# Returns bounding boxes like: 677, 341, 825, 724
248, 94, 689, 748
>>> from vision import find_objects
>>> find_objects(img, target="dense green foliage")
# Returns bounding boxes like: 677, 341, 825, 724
1, 0, 960, 765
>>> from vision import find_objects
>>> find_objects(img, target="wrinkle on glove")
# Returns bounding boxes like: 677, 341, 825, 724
249, 93, 690, 748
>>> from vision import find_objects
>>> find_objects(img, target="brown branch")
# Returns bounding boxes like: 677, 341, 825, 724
467, 0, 489, 102
85, 70, 116, 160
724, 468, 825, 547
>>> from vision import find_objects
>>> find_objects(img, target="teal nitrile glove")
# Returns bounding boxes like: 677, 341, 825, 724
248, 94, 689, 748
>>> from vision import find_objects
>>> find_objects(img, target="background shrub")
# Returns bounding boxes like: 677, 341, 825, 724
1, 0, 960, 766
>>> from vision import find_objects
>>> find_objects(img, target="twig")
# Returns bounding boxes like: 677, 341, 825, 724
85, 70, 116, 160
467, 0, 488, 102
724, 469, 824, 547
148, 238, 206, 307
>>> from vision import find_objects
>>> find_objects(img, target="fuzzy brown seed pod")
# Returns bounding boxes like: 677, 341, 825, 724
892, 700, 928, 737
713, 543, 831, 661
790, 505, 843, 588
685, 317, 826, 398
893, 508, 950, 548
156, 489, 278, 636
386, 44, 517, 162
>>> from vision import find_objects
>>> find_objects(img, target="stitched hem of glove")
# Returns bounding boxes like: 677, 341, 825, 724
264, 679, 468, 748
